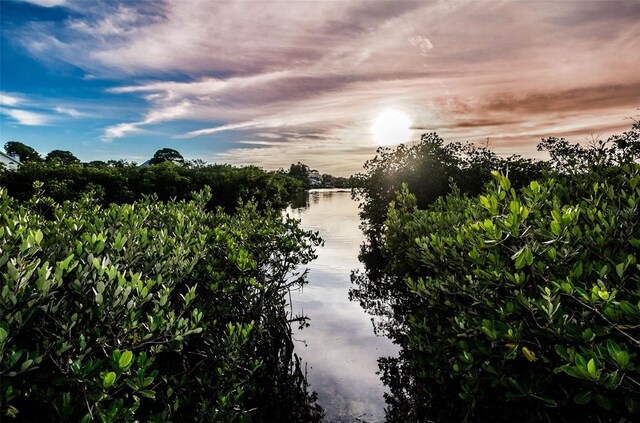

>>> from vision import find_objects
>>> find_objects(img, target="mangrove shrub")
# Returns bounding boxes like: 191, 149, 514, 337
0, 185, 322, 422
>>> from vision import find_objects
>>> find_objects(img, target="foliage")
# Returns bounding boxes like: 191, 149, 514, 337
289, 162, 310, 180
4, 142, 41, 163
352, 133, 543, 244
286, 163, 353, 189
0, 161, 304, 212
45, 150, 81, 165
320, 174, 352, 189
0, 186, 323, 422
538, 122, 640, 174
353, 122, 640, 422
148, 148, 185, 165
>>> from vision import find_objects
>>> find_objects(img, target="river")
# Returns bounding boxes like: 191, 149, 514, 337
285, 189, 398, 423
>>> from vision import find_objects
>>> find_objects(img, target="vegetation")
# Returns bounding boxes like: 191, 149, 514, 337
0, 159, 304, 212
287, 162, 352, 189
352, 122, 640, 421
352, 133, 543, 243
148, 148, 185, 165
4, 142, 41, 164
45, 150, 81, 165
0, 185, 323, 422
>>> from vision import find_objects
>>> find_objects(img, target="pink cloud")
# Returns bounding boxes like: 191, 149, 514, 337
13, 0, 640, 174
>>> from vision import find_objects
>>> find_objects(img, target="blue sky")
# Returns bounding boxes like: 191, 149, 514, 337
1, 0, 639, 175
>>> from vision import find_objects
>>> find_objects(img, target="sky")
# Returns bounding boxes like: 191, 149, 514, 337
1, 0, 639, 176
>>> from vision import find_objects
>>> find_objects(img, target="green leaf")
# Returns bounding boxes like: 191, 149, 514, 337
514, 249, 526, 270
500, 177, 511, 191
575, 353, 587, 368
607, 339, 621, 359
616, 262, 625, 278
587, 358, 597, 378
595, 394, 612, 410
574, 391, 592, 405
0, 327, 7, 343
20, 359, 33, 372
103, 372, 116, 388
118, 350, 133, 370
529, 180, 540, 192
615, 351, 630, 368
139, 390, 155, 399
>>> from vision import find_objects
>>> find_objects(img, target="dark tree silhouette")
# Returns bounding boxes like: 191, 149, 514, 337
45, 150, 80, 164
149, 148, 185, 165
4, 141, 41, 163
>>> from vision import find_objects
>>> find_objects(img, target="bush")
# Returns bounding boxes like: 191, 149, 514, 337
352, 133, 543, 244
378, 164, 640, 421
0, 185, 322, 422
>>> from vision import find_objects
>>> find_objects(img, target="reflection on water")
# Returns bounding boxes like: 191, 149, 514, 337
286, 189, 398, 423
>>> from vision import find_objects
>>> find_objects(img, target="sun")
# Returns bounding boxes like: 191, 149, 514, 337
371, 109, 413, 146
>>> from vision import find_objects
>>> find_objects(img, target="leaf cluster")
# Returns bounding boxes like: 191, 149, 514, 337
0, 186, 323, 422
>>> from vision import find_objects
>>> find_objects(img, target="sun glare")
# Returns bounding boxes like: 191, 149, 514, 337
371, 109, 412, 146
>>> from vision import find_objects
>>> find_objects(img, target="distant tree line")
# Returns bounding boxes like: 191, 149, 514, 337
286, 162, 353, 189
1, 142, 305, 211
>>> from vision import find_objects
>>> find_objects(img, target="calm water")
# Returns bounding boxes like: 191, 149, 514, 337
286, 189, 398, 423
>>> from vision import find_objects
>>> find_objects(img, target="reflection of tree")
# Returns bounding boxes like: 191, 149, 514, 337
290, 190, 310, 210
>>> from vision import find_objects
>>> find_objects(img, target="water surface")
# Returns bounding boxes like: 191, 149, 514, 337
286, 189, 398, 423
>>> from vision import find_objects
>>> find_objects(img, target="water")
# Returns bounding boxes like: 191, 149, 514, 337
286, 189, 398, 423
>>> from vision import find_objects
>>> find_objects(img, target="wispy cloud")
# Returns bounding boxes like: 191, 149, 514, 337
102, 100, 191, 141
6, 0, 640, 173
1, 91, 94, 128
1, 108, 49, 126
16, 0, 67, 7
54, 106, 85, 117
102, 122, 144, 141
0, 93, 23, 106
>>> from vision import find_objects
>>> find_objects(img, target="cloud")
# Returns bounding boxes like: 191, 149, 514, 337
0, 93, 23, 106
1, 108, 49, 125
408, 35, 433, 55
102, 122, 144, 141
54, 106, 85, 117
181, 121, 266, 138
16, 0, 67, 7
67, 5, 140, 36
7, 0, 640, 173
0, 92, 92, 125
102, 100, 191, 141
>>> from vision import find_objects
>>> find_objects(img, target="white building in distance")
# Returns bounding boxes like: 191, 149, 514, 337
0, 152, 21, 170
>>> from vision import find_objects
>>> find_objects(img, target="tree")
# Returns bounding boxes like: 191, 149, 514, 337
4, 141, 41, 163
45, 150, 80, 165
149, 148, 185, 165
352, 122, 640, 422
288, 162, 310, 179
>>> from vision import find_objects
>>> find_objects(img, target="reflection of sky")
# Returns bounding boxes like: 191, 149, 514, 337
286, 189, 398, 423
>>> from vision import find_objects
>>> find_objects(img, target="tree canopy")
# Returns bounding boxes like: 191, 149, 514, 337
45, 149, 80, 165
4, 141, 41, 163
149, 148, 185, 165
